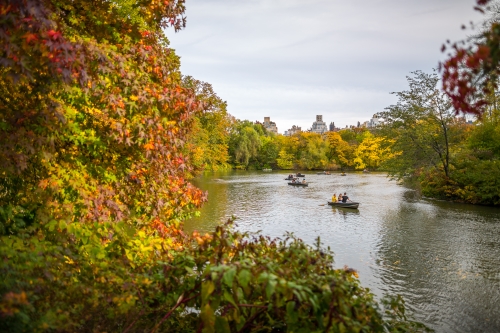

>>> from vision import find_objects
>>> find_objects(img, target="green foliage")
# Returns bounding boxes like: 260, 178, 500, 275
379, 71, 462, 179
0, 221, 428, 332
258, 135, 280, 169
184, 77, 232, 171
296, 132, 329, 170
277, 149, 295, 169
228, 121, 262, 168
0, 1, 429, 332
379, 70, 500, 205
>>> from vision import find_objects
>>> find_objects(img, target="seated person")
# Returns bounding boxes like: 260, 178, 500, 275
332, 194, 337, 202
342, 192, 350, 203
338, 193, 343, 202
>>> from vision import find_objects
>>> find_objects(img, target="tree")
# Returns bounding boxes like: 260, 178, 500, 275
326, 132, 354, 169
258, 135, 280, 168
183, 77, 232, 171
441, 0, 498, 116
0, 1, 428, 331
296, 132, 329, 170
228, 120, 262, 168
353, 133, 395, 170
379, 71, 459, 179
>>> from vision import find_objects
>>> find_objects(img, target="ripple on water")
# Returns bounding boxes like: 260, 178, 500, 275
187, 171, 500, 333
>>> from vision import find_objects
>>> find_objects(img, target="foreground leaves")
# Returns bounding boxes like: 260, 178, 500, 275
0, 220, 429, 332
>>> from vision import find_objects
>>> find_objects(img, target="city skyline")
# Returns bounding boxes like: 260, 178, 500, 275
167, 0, 482, 131
261, 114, 379, 135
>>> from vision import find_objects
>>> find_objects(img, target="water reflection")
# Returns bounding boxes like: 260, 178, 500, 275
186, 171, 500, 332
376, 201, 500, 332
330, 207, 360, 217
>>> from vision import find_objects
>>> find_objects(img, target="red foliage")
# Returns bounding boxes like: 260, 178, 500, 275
441, 0, 497, 116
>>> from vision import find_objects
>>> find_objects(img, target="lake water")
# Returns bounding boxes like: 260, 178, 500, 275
185, 171, 500, 333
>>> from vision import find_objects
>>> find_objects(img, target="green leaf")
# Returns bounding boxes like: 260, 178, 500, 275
237, 269, 251, 288
201, 304, 215, 333
201, 281, 215, 304
222, 267, 236, 287
215, 317, 231, 333
286, 301, 298, 323
223, 290, 237, 308
47, 220, 58, 231
58, 220, 67, 231
265, 279, 277, 299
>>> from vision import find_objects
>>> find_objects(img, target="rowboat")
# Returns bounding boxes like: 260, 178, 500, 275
316, 171, 331, 175
296, 173, 306, 177
327, 201, 359, 209
340, 173, 347, 176
263, 168, 272, 171
288, 182, 308, 187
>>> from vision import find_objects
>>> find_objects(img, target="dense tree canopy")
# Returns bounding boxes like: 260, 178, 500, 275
0, 1, 429, 332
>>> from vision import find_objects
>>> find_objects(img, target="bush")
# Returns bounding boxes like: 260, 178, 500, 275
0, 221, 428, 332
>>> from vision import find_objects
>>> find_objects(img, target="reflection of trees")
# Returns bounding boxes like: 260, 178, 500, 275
376, 202, 500, 332
185, 175, 229, 233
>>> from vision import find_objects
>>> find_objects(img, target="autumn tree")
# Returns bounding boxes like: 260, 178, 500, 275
353, 133, 395, 170
275, 135, 299, 169
379, 71, 460, 179
183, 76, 232, 171
1, 1, 428, 331
441, 0, 500, 116
326, 131, 354, 169
294, 132, 329, 170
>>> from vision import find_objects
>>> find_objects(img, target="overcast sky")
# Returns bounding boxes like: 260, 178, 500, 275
166, 0, 483, 133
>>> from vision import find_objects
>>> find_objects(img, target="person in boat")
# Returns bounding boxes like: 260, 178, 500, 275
332, 194, 337, 202
302, 179, 306, 184
338, 193, 343, 202
342, 192, 351, 203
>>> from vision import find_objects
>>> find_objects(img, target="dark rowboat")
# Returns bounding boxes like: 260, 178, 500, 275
288, 182, 308, 187
327, 201, 359, 209
296, 173, 306, 177
317, 171, 331, 175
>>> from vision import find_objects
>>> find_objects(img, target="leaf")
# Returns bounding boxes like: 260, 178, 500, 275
201, 281, 215, 304
200, 303, 215, 333
265, 279, 277, 299
47, 220, 58, 231
215, 317, 231, 333
223, 290, 237, 308
237, 269, 251, 288
286, 301, 298, 323
58, 220, 67, 231
222, 267, 236, 287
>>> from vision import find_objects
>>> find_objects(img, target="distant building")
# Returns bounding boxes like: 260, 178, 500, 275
262, 117, 278, 134
310, 115, 328, 134
366, 114, 381, 128
329, 122, 335, 131
329, 122, 340, 132
284, 125, 302, 136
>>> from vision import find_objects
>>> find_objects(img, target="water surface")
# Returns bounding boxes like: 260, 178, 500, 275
186, 171, 500, 333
